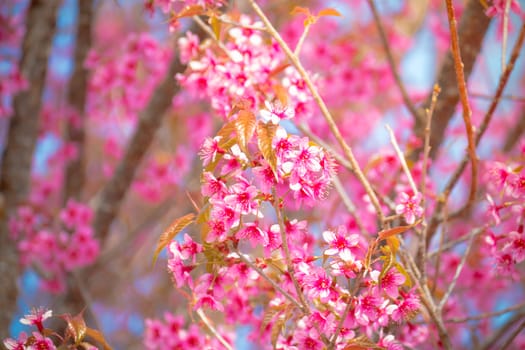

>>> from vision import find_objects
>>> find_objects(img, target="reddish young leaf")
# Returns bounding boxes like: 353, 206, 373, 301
85, 327, 113, 350
153, 213, 195, 265
378, 222, 419, 240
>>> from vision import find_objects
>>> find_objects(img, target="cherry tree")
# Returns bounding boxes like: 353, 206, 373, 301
1, 0, 524, 349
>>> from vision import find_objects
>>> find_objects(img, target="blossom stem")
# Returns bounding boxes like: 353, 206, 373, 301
385, 124, 418, 196
437, 225, 477, 311
274, 190, 310, 314
235, 250, 305, 313
196, 308, 233, 350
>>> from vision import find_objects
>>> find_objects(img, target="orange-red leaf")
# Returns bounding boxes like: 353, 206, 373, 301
85, 328, 113, 350
378, 222, 419, 240
153, 213, 195, 265
64, 313, 87, 345
318, 8, 342, 17
290, 6, 311, 16
177, 5, 205, 18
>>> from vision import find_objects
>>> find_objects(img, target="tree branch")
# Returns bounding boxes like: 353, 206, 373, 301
416, 0, 491, 159
63, 0, 94, 203
444, 0, 478, 211
0, 0, 61, 338
367, 0, 422, 122
91, 28, 201, 242
503, 107, 525, 152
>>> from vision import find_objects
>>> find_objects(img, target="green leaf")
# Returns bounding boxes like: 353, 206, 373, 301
153, 213, 195, 265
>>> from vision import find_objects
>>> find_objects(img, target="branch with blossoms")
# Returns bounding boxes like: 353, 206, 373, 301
2, 0, 525, 349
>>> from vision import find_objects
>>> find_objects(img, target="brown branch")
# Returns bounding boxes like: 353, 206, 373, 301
92, 24, 206, 243
503, 108, 525, 152
479, 312, 525, 350
470, 92, 525, 103
416, 0, 491, 159
444, 0, 478, 210
0, 0, 61, 338
63, 0, 94, 203
92, 54, 185, 242
367, 0, 422, 122
426, 21, 525, 245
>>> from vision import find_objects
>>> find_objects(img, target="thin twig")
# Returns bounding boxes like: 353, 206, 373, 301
297, 123, 353, 172
479, 312, 525, 350
294, 24, 311, 56
192, 15, 234, 61
196, 308, 233, 350
398, 248, 452, 350
248, 0, 385, 226
425, 21, 525, 244
445, 0, 478, 213
427, 226, 486, 259
331, 176, 369, 237
218, 15, 268, 31
501, 318, 525, 350
502, 0, 511, 72
385, 125, 418, 195
438, 225, 477, 311
470, 92, 525, 103
274, 190, 310, 314
367, 0, 422, 123
235, 250, 305, 312
417, 85, 439, 281
444, 302, 525, 323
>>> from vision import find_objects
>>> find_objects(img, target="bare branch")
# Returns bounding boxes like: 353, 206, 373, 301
92, 26, 205, 243
503, 108, 525, 152
0, 0, 61, 338
367, 0, 422, 122
444, 0, 478, 212
416, 0, 491, 159
426, 21, 525, 245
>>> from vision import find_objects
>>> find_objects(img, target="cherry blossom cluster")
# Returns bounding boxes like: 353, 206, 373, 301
177, 19, 317, 121
4, 307, 109, 349
9, 200, 99, 294
86, 32, 171, 124
3, 308, 56, 350
144, 311, 233, 349
483, 159, 525, 276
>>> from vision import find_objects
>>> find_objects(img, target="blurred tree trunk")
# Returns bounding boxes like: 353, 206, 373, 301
0, 0, 61, 339
63, 0, 94, 203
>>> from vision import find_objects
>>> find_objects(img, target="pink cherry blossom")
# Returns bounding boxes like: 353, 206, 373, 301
395, 192, 423, 225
